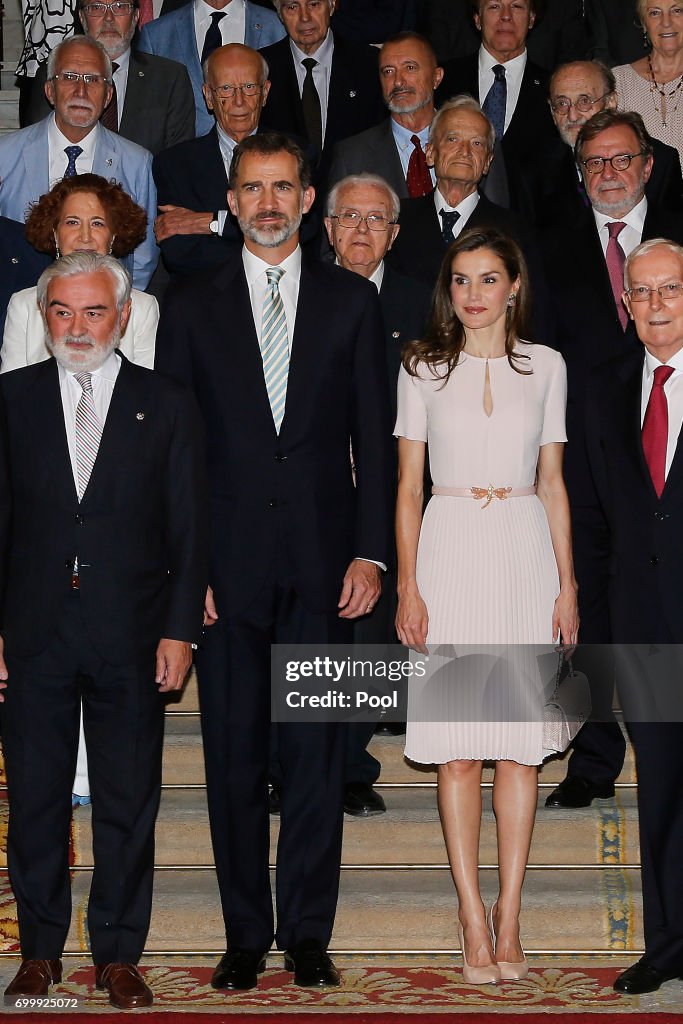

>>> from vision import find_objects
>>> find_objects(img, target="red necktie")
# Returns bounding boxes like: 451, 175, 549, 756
407, 135, 432, 198
100, 61, 119, 132
138, 0, 154, 27
642, 364, 675, 497
606, 221, 628, 330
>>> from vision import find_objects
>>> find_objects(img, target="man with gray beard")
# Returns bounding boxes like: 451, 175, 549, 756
155, 133, 393, 992
0, 253, 207, 1009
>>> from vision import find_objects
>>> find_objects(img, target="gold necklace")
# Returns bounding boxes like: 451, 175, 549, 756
647, 54, 683, 127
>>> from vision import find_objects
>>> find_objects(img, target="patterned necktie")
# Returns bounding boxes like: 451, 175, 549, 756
406, 134, 432, 198
99, 61, 119, 132
74, 372, 103, 500
301, 57, 322, 153
64, 145, 83, 178
138, 0, 154, 27
606, 221, 628, 330
261, 267, 289, 433
439, 209, 460, 246
642, 364, 675, 497
482, 64, 507, 142
201, 11, 226, 64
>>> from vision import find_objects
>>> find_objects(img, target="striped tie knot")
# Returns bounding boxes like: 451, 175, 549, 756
75, 371, 93, 394
266, 266, 285, 287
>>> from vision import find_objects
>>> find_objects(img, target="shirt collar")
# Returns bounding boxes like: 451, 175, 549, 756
58, 348, 121, 386
216, 122, 256, 155
290, 28, 334, 69
593, 194, 648, 236
479, 45, 527, 76
48, 112, 99, 159
434, 186, 480, 220
644, 344, 683, 379
242, 244, 302, 286
196, 0, 241, 24
334, 256, 384, 292
391, 117, 431, 152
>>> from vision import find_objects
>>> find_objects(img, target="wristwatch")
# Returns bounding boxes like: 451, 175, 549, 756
209, 212, 220, 234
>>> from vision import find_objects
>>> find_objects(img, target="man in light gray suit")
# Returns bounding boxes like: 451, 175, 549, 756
328, 31, 443, 199
138, 0, 285, 136
0, 37, 158, 289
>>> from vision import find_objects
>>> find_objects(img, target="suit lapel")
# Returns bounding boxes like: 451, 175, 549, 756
613, 353, 655, 494
177, 5, 203, 92
31, 360, 76, 503
82, 356, 146, 502
119, 52, 144, 136
24, 126, 50, 198
280, 260, 320, 436
93, 126, 120, 179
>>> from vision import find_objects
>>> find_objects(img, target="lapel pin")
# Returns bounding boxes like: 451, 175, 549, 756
106, 158, 112, 167
392, 331, 400, 338
136, 412, 145, 421
11, 256, 18, 264
255, 21, 262, 29
349, 90, 357, 98
138, 70, 145, 77
534, 79, 540, 86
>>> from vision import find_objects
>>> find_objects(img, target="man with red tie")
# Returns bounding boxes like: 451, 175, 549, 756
584, 238, 683, 996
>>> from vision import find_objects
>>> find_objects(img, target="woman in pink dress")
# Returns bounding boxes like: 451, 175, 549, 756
395, 228, 579, 984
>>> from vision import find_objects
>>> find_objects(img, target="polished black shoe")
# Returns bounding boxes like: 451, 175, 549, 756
211, 948, 267, 990
545, 776, 615, 808
613, 959, 682, 994
269, 784, 281, 816
374, 722, 406, 736
344, 782, 386, 816
284, 939, 340, 987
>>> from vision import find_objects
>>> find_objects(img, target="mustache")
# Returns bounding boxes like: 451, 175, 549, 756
61, 333, 97, 347
251, 211, 287, 223
389, 86, 415, 98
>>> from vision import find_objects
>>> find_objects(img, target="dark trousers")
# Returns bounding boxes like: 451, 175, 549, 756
2, 593, 165, 963
198, 567, 350, 953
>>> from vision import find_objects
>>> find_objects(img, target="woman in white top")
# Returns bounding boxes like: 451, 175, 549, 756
1, 173, 158, 373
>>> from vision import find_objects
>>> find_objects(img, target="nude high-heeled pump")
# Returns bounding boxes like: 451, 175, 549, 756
487, 903, 529, 981
458, 924, 501, 985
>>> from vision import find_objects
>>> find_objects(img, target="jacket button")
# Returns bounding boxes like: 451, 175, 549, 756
275, 453, 287, 462
269, 499, 277, 508
650, 556, 659, 566
75, 514, 84, 525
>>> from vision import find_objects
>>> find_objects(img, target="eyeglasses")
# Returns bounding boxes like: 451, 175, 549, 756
49, 71, 111, 86
330, 211, 396, 231
626, 282, 683, 302
580, 151, 647, 174
549, 92, 611, 114
209, 83, 263, 99
80, 2, 136, 15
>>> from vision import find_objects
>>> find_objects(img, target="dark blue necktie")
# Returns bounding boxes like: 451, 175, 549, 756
482, 64, 507, 141
439, 210, 460, 246
64, 145, 83, 178
201, 11, 226, 64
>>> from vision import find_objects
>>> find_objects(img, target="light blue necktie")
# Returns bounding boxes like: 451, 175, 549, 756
482, 64, 507, 141
261, 267, 289, 433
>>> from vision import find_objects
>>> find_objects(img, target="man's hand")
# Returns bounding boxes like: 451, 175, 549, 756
204, 585, 219, 627
154, 205, 213, 242
338, 559, 382, 619
0, 636, 7, 702
155, 638, 192, 692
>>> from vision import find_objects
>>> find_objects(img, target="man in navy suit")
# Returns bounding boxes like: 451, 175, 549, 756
0, 253, 207, 1009
156, 133, 393, 991
138, 0, 285, 135
0, 38, 158, 290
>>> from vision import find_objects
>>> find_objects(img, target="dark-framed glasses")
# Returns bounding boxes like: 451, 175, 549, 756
330, 211, 395, 231
80, 2, 136, 15
209, 82, 263, 99
49, 71, 111, 86
549, 92, 611, 114
626, 282, 683, 302
580, 151, 647, 174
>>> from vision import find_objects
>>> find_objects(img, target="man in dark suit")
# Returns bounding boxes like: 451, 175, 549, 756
542, 110, 683, 810
585, 0, 647, 67
328, 32, 444, 200
0, 253, 207, 1008
155, 133, 393, 991
0, 217, 51, 336
25, 0, 196, 155
434, 0, 558, 218
584, 238, 683, 995
258, 0, 385, 180
530, 60, 683, 227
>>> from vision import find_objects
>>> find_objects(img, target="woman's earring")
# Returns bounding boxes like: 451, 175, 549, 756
108, 234, 115, 255
54, 232, 61, 259
507, 293, 516, 307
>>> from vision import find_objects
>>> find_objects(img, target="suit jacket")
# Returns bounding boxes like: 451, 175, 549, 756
378, 262, 430, 418
258, 30, 385, 181
328, 118, 408, 199
0, 216, 50, 334
435, 51, 557, 221
0, 355, 208, 663
155, 253, 394, 615
0, 118, 159, 290
25, 49, 196, 156
138, 1, 286, 136
585, 0, 648, 67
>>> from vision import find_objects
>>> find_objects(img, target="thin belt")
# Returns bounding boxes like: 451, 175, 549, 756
432, 484, 536, 509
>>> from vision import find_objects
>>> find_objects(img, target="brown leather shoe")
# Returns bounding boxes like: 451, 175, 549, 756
95, 963, 153, 1009
5, 959, 62, 997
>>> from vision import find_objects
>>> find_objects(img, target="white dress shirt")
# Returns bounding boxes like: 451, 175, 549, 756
434, 187, 481, 238
391, 118, 436, 187
478, 46, 527, 134
641, 346, 683, 480
58, 349, 121, 491
194, 0, 246, 57
594, 196, 648, 260
111, 46, 131, 122
291, 29, 334, 143
48, 114, 98, 187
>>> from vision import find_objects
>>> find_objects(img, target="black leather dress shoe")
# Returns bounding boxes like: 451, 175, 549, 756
284, 939, 340, 987
211, 948, 267, 990
613, 959, 682, 994
545, 776, 615, 808
269, 785, 281, 816
344, 782, 386, 816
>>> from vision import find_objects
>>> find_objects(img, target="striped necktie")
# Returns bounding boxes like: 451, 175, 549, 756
261, 267, 289, 433
74, 372, 103, 499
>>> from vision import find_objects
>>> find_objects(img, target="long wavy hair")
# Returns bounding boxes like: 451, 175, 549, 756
403, 226, 534, 382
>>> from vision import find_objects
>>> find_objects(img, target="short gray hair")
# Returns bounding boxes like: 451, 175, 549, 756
37, 252, 132, 312
273, 0, 334, 13
326, 173, 400, 222
47, 37, 112, 83
429, 94, 495, 151
624, 237, 683, 287
202, 44, 269, 84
